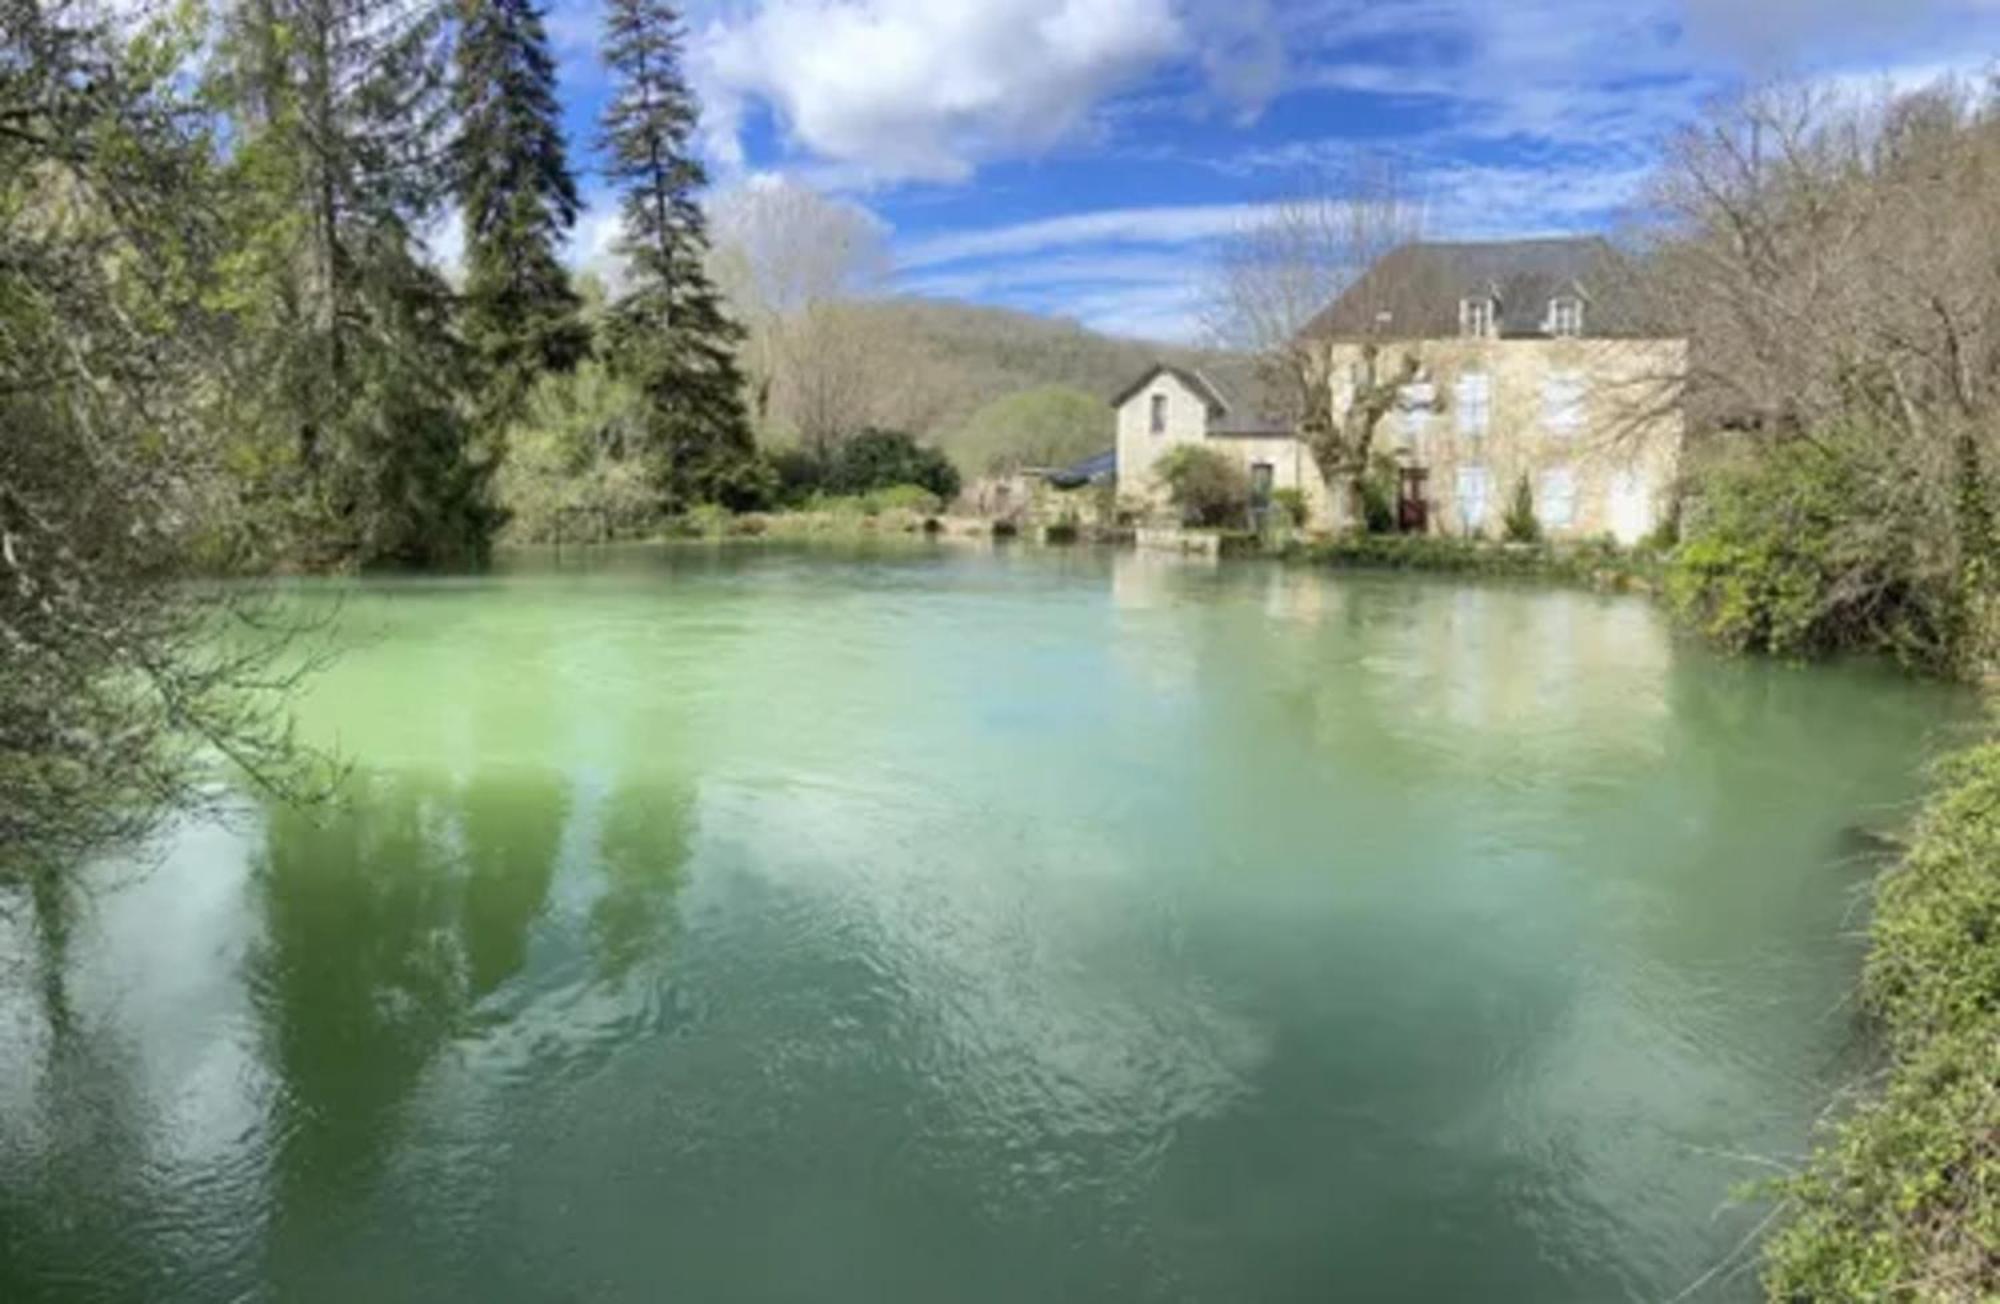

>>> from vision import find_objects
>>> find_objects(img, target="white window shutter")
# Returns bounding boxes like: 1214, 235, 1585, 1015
1541, 371, 1585, 435
1455, 373, 1490, 436
1456, 465, 1491, 530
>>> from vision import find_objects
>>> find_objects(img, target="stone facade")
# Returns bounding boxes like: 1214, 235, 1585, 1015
1328, 335, 1686, 543
1114, 369, 1338, 527
1111, 340, 1684, 543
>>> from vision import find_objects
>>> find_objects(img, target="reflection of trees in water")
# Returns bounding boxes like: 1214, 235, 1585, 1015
459, 770, 570, 998
250, 776, 473, 1208
0, 875, 175, 1302
589, 777, 695, 980
248, 767, 571, 1253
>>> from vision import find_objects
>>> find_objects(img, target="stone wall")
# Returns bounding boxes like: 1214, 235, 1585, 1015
1112, 340, 1684, 540
1327, 336, 1686, 543
1114, 371, 1339, 526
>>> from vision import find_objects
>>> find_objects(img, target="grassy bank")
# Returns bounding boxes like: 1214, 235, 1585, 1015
1282, 532, 1664, 592
1762, 737, 2000, 1302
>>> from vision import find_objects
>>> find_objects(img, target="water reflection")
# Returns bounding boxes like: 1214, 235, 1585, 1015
0, 549, 1973, 1304
251, 777, 477, 1202
590, 777, 695, 981
460, 769, 570, 998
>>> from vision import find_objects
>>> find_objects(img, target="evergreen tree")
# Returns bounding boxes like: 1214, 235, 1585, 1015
213, 0, 496, 566
454, 0, 587, 419
597, 0, 764, 510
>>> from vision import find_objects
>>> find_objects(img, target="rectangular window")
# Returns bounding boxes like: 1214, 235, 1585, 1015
1397, 381, 1434, 444
1249, 462, 1274, 507
1539, 466, 1577, 529
1541, 370, 1586, 435
1454, 372, 1490, 437
1455, 465, 1492, 532
1460, 297, 1494, 338
1149, 392, 1167, 435
1549, 297, 1584, 337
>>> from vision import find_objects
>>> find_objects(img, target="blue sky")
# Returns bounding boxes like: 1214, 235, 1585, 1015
540, 0, 2000, 340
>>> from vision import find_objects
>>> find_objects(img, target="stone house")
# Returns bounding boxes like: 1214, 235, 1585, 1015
1112, 237, 1685, 541
1111, 361, 1340, 526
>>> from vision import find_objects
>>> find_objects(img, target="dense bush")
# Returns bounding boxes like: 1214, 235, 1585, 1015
820, 428, 961, 501
767, 446, 827, 508
1270, 487, 1309, 528
1763, 740, 2000, 1303
1292, 534, 1657, 589
1155, 445, 1250, 528
1666, 436, 1963, 670
1358, 454, 1399, 534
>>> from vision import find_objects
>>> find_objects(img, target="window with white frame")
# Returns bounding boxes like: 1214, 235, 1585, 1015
1459, 296, 1495, 338
1455, 465, 1492, 532
1548, 296, 1584, 337
1396, 381, 1434, 444
1539, 466, 1578, 529
1454, 372, 1490, 437
1149, 391, 1167, 435
1541, 370, 1586, 435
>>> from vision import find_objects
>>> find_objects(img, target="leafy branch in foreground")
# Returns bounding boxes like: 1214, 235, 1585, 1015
2, 0, 332, 877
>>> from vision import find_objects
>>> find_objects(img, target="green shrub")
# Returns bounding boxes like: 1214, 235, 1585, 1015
1291, 533, 1656, 590
1270, 486, 1309, 528
863, 483, 943, 515
1666, 437, 1957, 668
1155, 445, 1250, 528
682, 502, 731, 537
1763, 740, 2000, 1303
1502, 474, 1541, 543
1358, 454, 1399, 534
822, 428, 961, 502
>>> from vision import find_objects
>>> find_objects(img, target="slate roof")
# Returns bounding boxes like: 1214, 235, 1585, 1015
1299, 236, 1654, 340
1109, 360, 1293, 436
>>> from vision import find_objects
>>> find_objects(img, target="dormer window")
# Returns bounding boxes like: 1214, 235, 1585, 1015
1459, 296, 1495, 339
1549, 296, 1584, 338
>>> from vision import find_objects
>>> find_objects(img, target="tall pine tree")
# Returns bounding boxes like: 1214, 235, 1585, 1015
213, 0, 496, 567
454, 0, 586, 419
597, 0, 765, 510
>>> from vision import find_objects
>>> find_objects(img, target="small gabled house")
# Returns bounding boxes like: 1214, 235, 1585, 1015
1111, 360, 1338, 527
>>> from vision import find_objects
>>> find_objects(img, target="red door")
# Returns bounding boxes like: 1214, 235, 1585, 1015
1397, 468, 1430, 534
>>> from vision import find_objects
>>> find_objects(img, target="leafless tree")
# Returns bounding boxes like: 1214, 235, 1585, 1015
709, 176, 888, 453
1636, 74, 2000, 671
1200, 158, 1427, 500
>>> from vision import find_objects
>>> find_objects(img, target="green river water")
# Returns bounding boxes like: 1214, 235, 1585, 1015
0, 543, 1973, 1302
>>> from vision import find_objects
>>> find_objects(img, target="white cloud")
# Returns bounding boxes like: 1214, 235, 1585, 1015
691, 0, 1195, 181
565, 188, 629, 286
898, 202, 1274, 268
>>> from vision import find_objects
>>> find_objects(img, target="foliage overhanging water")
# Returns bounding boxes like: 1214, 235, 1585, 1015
0, 544, 1973, 1302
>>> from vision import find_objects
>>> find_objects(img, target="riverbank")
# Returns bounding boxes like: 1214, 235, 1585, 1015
1763, 734, 2000, 1302
1279, 532, 1663, 592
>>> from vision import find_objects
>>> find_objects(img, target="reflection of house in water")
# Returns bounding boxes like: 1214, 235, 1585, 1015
1109, 545, 1217, 610
1356, 586, 1673, 759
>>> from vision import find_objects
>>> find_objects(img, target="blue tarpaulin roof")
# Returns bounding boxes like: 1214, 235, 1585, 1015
1045, 448, 1115, 488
